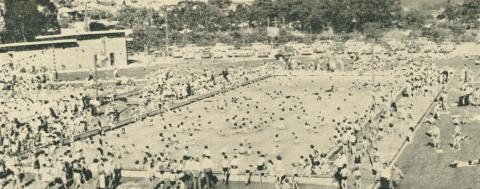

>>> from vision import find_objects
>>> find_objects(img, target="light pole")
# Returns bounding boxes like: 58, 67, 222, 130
371, 39, 376, 87
239, 22, 248, 46
93, 54, 99, 99
267, 17, 270, 46
84, 0, 90, 32
164, 6, 173, 56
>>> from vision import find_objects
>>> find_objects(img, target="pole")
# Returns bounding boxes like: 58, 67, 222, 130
371, 40, 375, 87
93, 54, 99, 99
103, 37, 107, 56
84, 1, 89, 32
165, 7, 169, 56
242, 26, 245, 46
267, 17, 270, 46
309, 24, 311, 41
51, 45, 56, 70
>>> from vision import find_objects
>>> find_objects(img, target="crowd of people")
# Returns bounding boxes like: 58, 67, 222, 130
321, 52, 445, 189
0, 43, 466, 189
0, 60, 281, 188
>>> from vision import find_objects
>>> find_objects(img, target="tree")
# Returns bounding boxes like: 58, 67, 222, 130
228, 4, 251, 28
326, 0, 354, 33
89, 22, 112, 31
0, 0, 5, 33
56, 0, 74, 8
88, 8, 114, 20
448, 23, 466, 38
115, 6, 151, 29
208, 0, 232, 9
352, 0, 401, 29
2, 0, 60, 43
401, 9, 427, 29
461, 0, 480, 23
443, 0, 461, 21
362, 22, 385, 40
250, 0, 277, 26
422, 26, 449, 43
326, 0, 401, 33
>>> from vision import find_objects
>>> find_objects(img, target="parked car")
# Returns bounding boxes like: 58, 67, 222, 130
251, 42, 270, 51
226, 47, 236, 58
153, 50, 164, 57
438, 42, 455, 53
171, 48, 183, 58
407, 46, 420, 53
239, 47, 255, 57
212, 49, 224, 59
183, 50, 195, 59
335, 42, 345, 54
299, 46, 314, 55
313, 40, 334, 53
257, 50, 270, 58
275, 45, 296, 60
200, 48, 212, 59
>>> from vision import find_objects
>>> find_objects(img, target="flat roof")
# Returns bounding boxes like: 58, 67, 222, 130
35, 30, 127, 40
0, 39, 78, 49
0, 39, 79, 52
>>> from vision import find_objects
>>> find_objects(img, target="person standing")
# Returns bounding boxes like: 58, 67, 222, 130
379, 163, 391, 189
452, 125, 462, 151
72, 161, 82, 188
256, 154, 266, 183
245, 165, 253, 185
113, 162, 122, 188
352, 166, 361, 189
32, 154, 41, 181
334, 153, 347, 186
391, 164, 404, 189
191, 157, 201, 189
201, 155, 214, 189
97, 170, 106, 189
339, 164, 351, 189
221, 155, 230, 184
230, 155, 239, 176
430, 123, 441, 151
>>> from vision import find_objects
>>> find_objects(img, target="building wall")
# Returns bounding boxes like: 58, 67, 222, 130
0, 46, 85, 70
0, 37, 127, 71
74, 36, 128, 68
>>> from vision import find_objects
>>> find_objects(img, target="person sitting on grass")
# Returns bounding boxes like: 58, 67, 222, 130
449, 159, 480, 168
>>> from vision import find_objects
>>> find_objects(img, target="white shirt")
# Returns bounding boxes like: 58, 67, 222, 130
221, 159, 230, 168
380, 167, 391, 178
231, 158, 239, 167
191, 161, 201, 172
201, 158, 214, 170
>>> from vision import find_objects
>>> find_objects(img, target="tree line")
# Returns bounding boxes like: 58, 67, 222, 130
1, 0, 479, 49
118, 0, 405, 51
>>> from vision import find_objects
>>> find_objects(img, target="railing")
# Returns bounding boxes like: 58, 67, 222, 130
326, 86, 407, 161
369, 86, 444, 189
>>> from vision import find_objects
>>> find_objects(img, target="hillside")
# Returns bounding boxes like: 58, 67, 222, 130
62, 0, 464, 9
401, 0, 463, 8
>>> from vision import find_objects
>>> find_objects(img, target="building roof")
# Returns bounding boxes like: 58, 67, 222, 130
0, 39, 78, 49
35, 30, 127, 41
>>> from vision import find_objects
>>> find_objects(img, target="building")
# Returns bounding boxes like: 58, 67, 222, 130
0, 30, 127, 71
